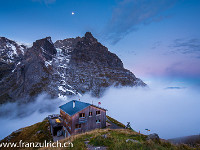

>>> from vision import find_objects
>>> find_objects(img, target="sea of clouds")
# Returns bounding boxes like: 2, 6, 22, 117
0, 78, 200, 140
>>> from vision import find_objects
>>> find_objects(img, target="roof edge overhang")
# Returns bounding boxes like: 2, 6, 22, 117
59, 101, 108, 117
59, 105, 92, 117
59, 108, 72, 117
90, 104, 107, 111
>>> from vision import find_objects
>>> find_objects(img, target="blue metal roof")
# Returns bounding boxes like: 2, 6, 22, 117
59, 100, 91, 116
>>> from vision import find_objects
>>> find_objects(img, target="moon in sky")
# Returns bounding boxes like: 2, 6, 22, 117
72, 12, 75, 15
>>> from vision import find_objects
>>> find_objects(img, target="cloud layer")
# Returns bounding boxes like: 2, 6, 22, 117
104, 0, 177, 44
0, 79, 199, 140
170, 38, 200, 58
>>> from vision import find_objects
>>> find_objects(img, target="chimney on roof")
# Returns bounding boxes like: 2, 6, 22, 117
73, 100, 75, 108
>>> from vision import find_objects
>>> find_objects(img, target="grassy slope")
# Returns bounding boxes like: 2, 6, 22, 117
0, 120, 53, 148
106, 115, 126, 128
41, 129, 196, 150
1, 118, 198, 150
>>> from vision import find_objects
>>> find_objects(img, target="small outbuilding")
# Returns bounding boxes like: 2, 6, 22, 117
48, 114, 63, 136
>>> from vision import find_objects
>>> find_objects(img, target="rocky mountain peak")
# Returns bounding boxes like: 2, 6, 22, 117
0, 34, 146, 104
32, 37, 57, 60
0, 37, 7, 42
0, 37, 26, 64
0, 36, 15, 46
84, 32, 97, 43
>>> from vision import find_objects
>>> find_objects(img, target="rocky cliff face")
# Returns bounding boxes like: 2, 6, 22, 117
0, 32, 146, 104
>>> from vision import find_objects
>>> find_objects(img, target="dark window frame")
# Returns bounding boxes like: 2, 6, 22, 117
79, 113, 85, 118
75, 124, 81, 128
96, 111, 100, 115
89, 112, 93, 116
96, 119, 101, 123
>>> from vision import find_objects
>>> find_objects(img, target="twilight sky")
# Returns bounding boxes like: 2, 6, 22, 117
1, 0, 200, 84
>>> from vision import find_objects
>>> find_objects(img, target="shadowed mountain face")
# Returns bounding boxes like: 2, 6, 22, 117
0, 32, 146, 104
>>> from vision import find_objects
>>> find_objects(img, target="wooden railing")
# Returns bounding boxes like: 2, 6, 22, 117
79, 117, 87, 123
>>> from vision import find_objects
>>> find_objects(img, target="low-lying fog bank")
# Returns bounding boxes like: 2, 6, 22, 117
0, 78, 199, 140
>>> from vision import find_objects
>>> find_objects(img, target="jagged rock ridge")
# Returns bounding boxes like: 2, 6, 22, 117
0, 32, 146, 104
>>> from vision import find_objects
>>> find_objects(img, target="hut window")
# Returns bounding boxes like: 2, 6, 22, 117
79, 113, 85, 118
75, 124, 81, 128
96, 120, 101, 123
89, 112, 93, 116
96, 111, 100, 115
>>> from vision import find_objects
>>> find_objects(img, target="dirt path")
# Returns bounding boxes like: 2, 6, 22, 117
84, 141, 107, 150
